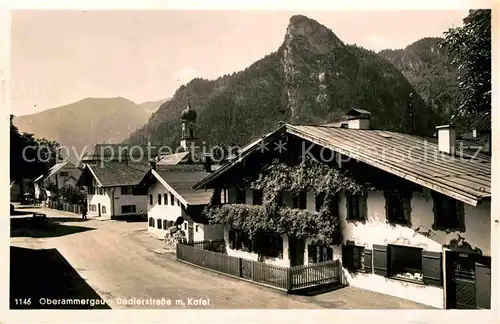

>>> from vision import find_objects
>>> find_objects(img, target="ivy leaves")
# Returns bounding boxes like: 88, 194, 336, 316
251, 156, 368, 196
204, 156, 369, 244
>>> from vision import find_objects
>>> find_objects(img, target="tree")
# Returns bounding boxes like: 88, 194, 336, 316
440, 10, 491, 122
58, 185, 85, 204
10, 114, 60, 194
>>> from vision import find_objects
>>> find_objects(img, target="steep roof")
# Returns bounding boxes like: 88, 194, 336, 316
79, 162, 150, 187
194, 124, 490, 206
34, 160, 78, 183
152, 164, 213, 206
81, 144, 163, 162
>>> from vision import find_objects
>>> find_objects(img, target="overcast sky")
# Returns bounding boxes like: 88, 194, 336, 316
11, 10, 468, 116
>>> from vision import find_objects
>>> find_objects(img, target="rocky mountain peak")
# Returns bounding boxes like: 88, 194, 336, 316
285, 15, 344, 53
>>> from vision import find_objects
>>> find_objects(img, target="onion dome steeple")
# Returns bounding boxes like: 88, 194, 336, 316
181, 97, 197, 122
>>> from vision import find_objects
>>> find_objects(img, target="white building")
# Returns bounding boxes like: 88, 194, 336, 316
34, 160, 83, 201
193, 110, 492, 310
144, 163, 223, 242
77, 162, 150, 219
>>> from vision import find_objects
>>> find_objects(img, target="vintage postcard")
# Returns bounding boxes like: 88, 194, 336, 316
4, 2, 498, 323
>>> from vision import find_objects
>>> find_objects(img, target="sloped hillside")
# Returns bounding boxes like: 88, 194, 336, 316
379, 37, 460, 120
14, 97, 152, 160
126, 15, 439, 148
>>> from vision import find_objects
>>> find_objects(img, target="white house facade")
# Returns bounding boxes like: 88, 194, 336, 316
34, 160, 83, 201
77, 162, 150, 219
193, 112, 491, 310
144, 164, 224, 242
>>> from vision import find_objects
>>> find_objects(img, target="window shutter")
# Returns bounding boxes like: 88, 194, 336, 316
372, 244, 388, 276
299, 191, 307, 209
361, 194, 368, 220
364, 248, 373, 273
342, 245, 352, 268
308, 245, 316, 264
315, 193, 325, 212
475, 260, 491, 309
421, 251, 442, 287
326, 247, 333, 261
228, 230, 235, 249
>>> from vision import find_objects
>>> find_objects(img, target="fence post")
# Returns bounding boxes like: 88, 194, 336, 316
176, 243, 179, 259
238, 258, 243, 278
286, 268, 292, 292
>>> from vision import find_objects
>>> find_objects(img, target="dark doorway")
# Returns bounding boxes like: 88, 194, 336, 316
288, 236, 305, 266
98, 203, 101, 217
445, 250, 491, 309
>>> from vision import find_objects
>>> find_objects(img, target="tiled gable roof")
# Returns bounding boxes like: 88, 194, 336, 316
153, 164, 213, 205
86, 162, 150, 187
194, 124, 491, 206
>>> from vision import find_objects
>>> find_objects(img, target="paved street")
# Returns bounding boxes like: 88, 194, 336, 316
10, 206, 434, 309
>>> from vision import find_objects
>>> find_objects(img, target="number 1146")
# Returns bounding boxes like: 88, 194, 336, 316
14, 298, 31, 305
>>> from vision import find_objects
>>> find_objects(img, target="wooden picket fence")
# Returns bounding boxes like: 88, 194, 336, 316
46, 201, 82, 215
177, 240, 340, 292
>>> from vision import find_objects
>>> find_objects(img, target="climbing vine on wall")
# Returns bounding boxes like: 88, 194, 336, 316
204, 156, 374, 245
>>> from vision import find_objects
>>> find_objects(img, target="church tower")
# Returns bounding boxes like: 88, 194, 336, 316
180, 98, 197, 151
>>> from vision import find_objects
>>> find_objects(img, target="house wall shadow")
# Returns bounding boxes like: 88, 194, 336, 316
10, 246, 110, 309
10, 217, 95, 238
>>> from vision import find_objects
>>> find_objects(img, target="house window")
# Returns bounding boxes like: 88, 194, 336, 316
149, 217, 154, 227
388, 244, 423, 282
346, 193, 366, 221
121, 205, 136, 214
342, 244, 365, 271
315, 193, 325, 211
121, 186, 132, 195
228, 229, 253, 252
385, 190, 412, 226
176, 199, 180, 206
149, 194, 153, 205
252, 189, 263, 205
164, 194, 168, 205
132, 186, 145, 195
308, 244, 333, 263
157, 219, 162, 229
254, 232, 283, 258
292, 191, 307, 209
432, 192, 465, 231
60, 171, 69, 177
158, 194, 162, 205
235, 188, 246, 204
184, 223, 187, 230
170, 193, 175, 206
163, 220, 167, 229
102, 206, 106, 214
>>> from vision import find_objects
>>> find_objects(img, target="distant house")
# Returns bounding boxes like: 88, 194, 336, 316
77, 162, 150, 219
34, 160, 83, 201
193, 109, 491, 310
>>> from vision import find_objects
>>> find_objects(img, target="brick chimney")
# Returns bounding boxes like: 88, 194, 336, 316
345, 109, 371, 130
436, 125, 456, 155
